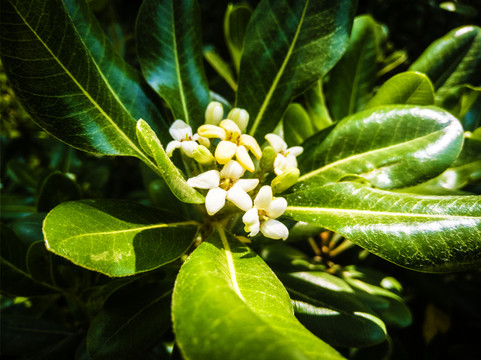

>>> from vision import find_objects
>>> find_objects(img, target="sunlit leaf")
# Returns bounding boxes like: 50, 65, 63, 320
286, 181, 481, 272
236, 0, 355, 139
43, 199, 199, 276
173, 227, 344, 360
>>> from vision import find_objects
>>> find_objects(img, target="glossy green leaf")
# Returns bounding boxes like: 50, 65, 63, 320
37, 171, 82, 212
136, 0, 209, 129
285, 181, 481, 272
409, 26, 481, 108
442, 84, 481, 119
0, 0, 156, 167
87, 280, 173, 360
224, 3, 252, 73
63, 0, 168, 140
173, 226, 344, 360
304, 80, 334, 131
297, 106, 464, 191
283, 103, 314, 147
136, 119, 205, 204
278, 272, 386, 347
203, 47, 237, 91
366, 72, 435, 108
43, 199, 199, 276
325, 15, 382, 121
261, 244, 326, 272
0, 225, 59, 296
236, 0, 355, 139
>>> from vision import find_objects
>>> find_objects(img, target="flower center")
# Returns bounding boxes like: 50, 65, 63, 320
219, 177, 234, 190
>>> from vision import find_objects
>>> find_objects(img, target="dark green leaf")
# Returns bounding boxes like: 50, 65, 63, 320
285, 181, 481, 272
173, 226, 344, 360
37, 171, 82, 212
43, 199, 199, 276
0, 0, 157, 168
261, 243, 326, 272
1, 225, 59, 296
366, 72, 435, 108
236, 0, 355, 139
304, 80, 334, 131
63, 0, 169, 140
136, 0, 209, 129
203, 47, 237, 91
325, 15, 382, 120
409, 26, 481, 109
87, 280, 173, 360
283, 103, 314, 146
0, 315, 76, 358
224, 3, 252, 73
297, 106, 464, 190
278, 272, 387, 347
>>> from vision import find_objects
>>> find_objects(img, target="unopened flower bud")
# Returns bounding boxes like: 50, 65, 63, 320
205, 101, 224, 125
259, 146, 276, 172
227, 108, 249, 132
271, 168, 300, 194
192, 145, 215, 165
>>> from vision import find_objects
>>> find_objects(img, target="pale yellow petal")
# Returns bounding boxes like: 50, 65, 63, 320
215, 140, 237, 164
239, 134, 262, 159
197, 124, 226, 139
235, 145, 255, 172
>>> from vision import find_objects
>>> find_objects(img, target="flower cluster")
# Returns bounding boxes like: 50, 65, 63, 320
166, 102, 303, 240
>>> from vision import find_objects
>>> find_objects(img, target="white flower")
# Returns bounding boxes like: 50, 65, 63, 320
187, 160, 259, 215
242, 185, 288, 240
166, 120, 210, 157
265, 134, 303, 175
198, 119, 261, 172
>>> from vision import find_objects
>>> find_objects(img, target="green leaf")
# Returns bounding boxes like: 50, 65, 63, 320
0, 0, 156, 166
37, 171, 82, 213
203, 47, 237, 91
43, 199, 199, 276
297, 106, 464, 190
236, 0, 355, 139
304, 80, 334, 131
0, 225, 59, 296
136, 119, 204, 204
87, 280, 173, 360
283, 103, 315, 147
409, 26, 481, 108
136, 0, 209, 129
366, 72, 435, 108
172, 226, 344, 360
224, 3, 252, 74
285, 181, 481, 272
325, 15, 382, 121
63, 0, 168, 140
278, 272, 387, 347
442, 84, 481, 119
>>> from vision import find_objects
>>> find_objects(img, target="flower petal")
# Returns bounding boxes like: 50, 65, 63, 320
234, 179, 259, 192
235, 145, 255, 172
265, 197, 287, 219
219, 119, 241, 141
239, 134, 262, 159
242, 208, 260, 237
265, 133, 287, 153
274, 154, 290, 175
254, 186, 273, 209
226, 187, 252, 211
198, 124, 226, 140
193, 134, 210, 148
220, 160, 245, 180
165, 140, 181, 157
287, 146, 303, 157
169, 119, 192, 141
205, 187, 227, 215
215, 140, 237, 164
187, 170, 220, 189
260, 219, 289, 240
180, 141, 197, 157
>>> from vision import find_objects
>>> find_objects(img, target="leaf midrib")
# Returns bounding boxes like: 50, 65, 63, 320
298, 128, 448, 182
285, 206, 481, 220
10, 1, 154, 166
248, 0, 310, 136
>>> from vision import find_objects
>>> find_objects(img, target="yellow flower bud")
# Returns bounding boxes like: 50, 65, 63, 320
192, 145, 215, 165
205, 101, 224, 125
